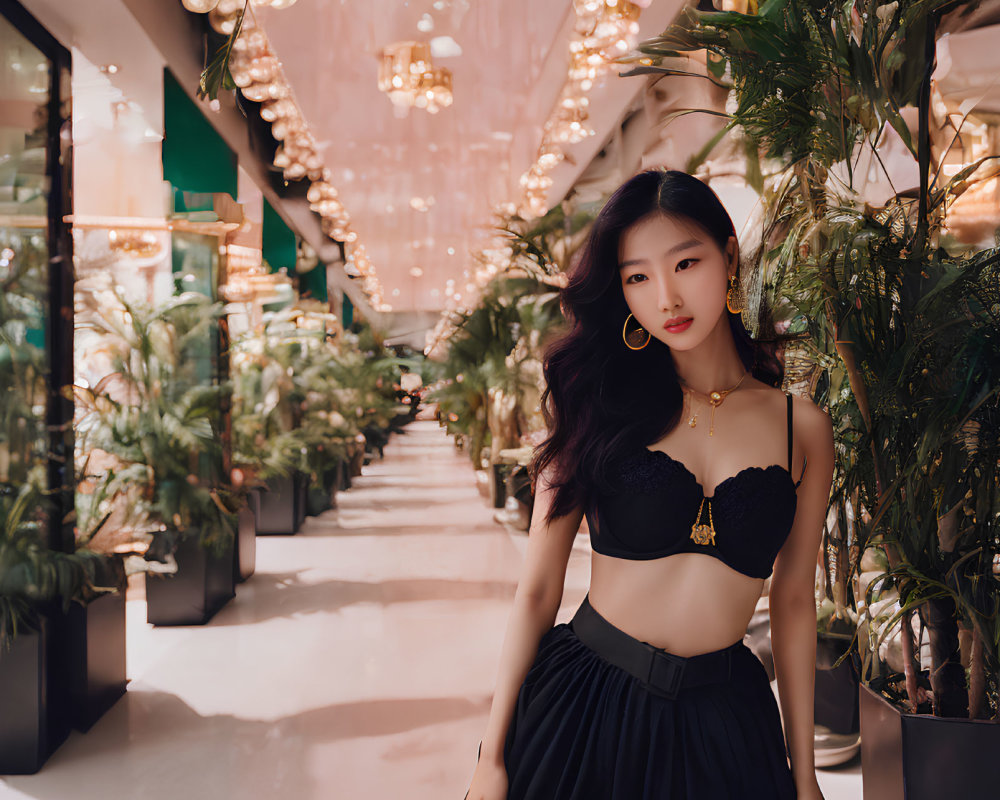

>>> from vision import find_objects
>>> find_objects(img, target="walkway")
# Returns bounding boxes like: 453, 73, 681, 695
0, 419, 861, 799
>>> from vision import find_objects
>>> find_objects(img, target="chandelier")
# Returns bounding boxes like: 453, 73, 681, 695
377, 41, 453, 114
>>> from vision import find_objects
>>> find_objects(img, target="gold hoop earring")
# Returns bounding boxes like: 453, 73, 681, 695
726, 274, 744, 314
622, 312, 650, 350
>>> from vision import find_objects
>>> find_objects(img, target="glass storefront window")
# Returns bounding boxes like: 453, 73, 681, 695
171, 230, 221, 389
0, 13, 52, 492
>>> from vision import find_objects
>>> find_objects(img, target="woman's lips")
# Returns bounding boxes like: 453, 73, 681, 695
664, 318, 693, 333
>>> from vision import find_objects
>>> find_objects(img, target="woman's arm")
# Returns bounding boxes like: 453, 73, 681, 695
768, 396, 835, 790
478, 463, 583, 766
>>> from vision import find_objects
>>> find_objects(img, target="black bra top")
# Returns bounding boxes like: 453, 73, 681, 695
585, 393, 807, 580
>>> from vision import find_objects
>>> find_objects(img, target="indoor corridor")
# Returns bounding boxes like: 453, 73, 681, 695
0, 419, 861, 800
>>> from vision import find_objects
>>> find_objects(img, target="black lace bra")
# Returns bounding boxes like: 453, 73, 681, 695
585, 393, 806, 580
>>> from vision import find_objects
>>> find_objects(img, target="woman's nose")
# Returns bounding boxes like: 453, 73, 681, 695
658, 275, 680, 311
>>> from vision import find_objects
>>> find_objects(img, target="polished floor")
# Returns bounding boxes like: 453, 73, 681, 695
1, 418, 862, 799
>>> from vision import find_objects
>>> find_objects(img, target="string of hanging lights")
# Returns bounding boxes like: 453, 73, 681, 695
425, 0, 646, 352
179, 0, 391, 312
518, 0, 644, 218
422, 204, 522, 356
181, 0, 298, 14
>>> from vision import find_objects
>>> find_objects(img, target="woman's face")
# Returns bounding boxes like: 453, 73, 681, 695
618, 212, 737, 352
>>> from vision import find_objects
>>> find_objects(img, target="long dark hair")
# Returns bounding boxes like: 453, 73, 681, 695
528, 167, 794, 527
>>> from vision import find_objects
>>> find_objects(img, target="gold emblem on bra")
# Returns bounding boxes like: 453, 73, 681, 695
689, 497, 717, 546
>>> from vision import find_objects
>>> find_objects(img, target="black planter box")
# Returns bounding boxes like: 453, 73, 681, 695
233, 497, 257, 583
254, 474, 302, 535
67, 582, 127, 732
306, 465, 341, 517
145, 531, 236, 626
306, 483, 332, 517
815, 633, 860, 734
326, 461, 341, 509
348, 448, 365, 478
860, 681, 1000, 798
294, 471, 308, 528
0, 621, 51, 774
339, 456, 351, 491
490, 463, 513, 509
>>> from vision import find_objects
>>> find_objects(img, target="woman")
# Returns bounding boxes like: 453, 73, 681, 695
465, 168, 834, 800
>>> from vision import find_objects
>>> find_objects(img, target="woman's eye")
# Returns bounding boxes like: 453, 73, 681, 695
625, 260, 696, 283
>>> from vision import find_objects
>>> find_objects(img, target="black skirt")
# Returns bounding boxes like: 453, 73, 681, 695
502, 593, 797, 799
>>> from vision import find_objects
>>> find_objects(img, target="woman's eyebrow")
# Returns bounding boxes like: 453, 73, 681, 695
619, 238, 703, 269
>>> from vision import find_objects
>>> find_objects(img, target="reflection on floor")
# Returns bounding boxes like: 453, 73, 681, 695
0, 419, 862, 799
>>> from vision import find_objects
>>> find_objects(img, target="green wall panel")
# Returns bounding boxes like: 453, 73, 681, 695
342, 291, 353, 328
262, 198, 296, 271
162, 68, 237, 202
262, 199, 327, 302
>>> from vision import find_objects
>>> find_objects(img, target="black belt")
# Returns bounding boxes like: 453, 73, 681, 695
569, 593, 740, 700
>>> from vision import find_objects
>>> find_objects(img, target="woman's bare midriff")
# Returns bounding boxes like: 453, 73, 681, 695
588, 550, 765, 657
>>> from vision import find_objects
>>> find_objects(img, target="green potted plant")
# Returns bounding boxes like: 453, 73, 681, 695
74, 287, 238, 626
0, 481, 110, 771
295, 344, 360, 516
1, 225, 115, 770
429, 270, 566, 508
230, 312, 310, 535
344, 317, 414, 466
68, 448, 136, 733
494, 202, 598, 511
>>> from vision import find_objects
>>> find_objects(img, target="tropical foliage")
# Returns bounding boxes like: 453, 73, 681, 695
73, 287, 238, 564
0, 484, 111, 653
230, 309, 410, 485
427, 203, 589, 466
1, 228, 111, 651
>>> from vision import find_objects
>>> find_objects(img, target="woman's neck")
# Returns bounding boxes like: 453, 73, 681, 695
670, 318, 747, 395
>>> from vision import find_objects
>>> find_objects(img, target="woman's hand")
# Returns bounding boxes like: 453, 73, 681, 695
795, 774, 826, 800
463, 741, 508, 800
463, 759, 508, 800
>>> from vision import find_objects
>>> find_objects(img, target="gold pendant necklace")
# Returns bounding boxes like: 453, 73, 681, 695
679, 370, 749, 436
686, 396, 699, 429
680, 370, 748, 545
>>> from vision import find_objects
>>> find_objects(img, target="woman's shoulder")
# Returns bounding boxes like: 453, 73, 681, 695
785, 390, 834, 459
785, 388, 831, 425
744, 380, 831, 433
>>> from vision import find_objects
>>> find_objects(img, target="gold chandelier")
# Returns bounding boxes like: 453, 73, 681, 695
377, 41, 453, 114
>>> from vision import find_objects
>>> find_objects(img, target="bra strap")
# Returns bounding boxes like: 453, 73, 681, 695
786, 393, 793, 473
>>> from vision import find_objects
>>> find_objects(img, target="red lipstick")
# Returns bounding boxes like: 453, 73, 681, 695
663, 317, 693, 333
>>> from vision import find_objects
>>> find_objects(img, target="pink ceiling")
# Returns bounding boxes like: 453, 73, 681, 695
255, 0, 574, 313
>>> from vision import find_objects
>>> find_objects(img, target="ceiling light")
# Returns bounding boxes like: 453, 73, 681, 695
377, 41, 453, 113
430, 36, 462, 58
181, 0, 220, 12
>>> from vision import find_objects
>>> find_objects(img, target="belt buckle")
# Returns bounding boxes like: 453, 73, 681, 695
643, 645, 687, 700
